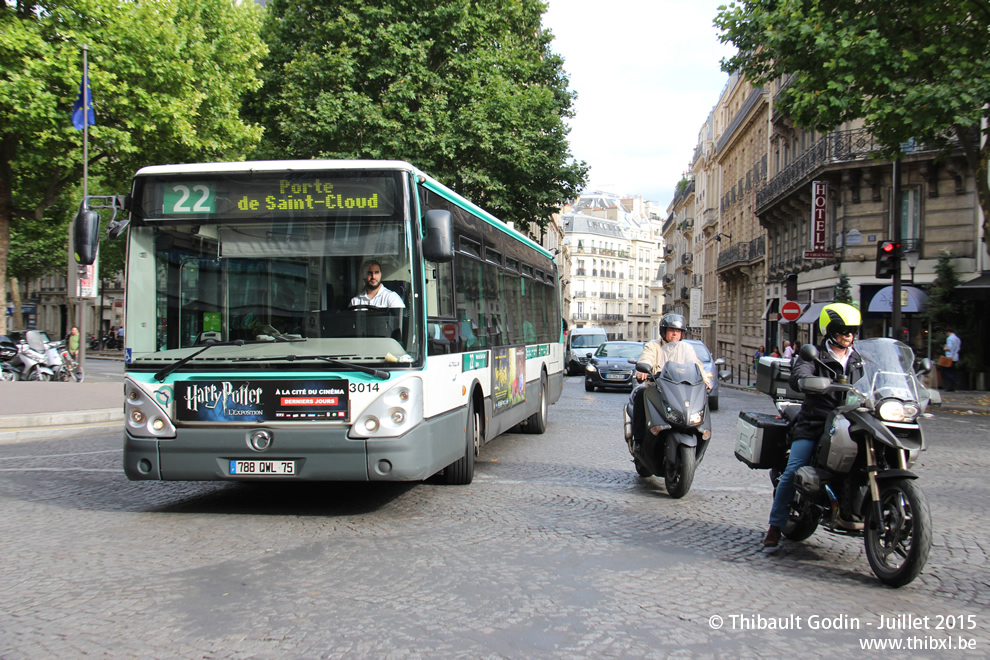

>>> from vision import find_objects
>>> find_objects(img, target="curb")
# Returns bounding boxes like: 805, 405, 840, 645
0, 408, 124, 445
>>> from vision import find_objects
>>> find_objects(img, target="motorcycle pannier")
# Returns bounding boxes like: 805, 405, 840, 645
755, 357, 802, 400
734, 411, 790, 469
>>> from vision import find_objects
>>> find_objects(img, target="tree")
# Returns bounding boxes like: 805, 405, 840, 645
0, 0, 267, 333
920, 251, 962, 333
246, 0, 587, 234
715, 0, 990, 242
834, 272, 853, 304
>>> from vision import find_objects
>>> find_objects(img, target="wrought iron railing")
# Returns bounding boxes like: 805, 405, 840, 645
717, 236, 767, 269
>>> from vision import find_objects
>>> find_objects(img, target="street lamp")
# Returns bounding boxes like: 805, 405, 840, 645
905, 249, 920, 283
714, 233, 732, 243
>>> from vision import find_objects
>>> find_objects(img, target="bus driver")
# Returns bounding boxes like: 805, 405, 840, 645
350, 259, 405, 309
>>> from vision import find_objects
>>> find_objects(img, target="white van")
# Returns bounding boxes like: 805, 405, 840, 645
565, 327, 608, 375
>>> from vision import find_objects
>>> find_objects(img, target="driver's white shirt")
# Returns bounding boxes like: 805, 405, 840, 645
350, 286, 404, 308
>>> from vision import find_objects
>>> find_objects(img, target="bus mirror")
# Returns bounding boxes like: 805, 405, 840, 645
423, 209, 453, 262
73, 209, 101, 265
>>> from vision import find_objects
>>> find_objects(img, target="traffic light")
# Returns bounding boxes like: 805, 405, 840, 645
875, 240, 900, 279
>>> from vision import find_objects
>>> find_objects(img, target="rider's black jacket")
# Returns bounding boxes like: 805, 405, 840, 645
788, 340, 864, 441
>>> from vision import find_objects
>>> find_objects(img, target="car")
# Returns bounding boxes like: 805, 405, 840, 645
565, 327, 608, 376
680, 339, 723, 411
583, 341, 645, 391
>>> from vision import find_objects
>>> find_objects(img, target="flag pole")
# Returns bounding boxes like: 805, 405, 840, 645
78, 44, 89, 373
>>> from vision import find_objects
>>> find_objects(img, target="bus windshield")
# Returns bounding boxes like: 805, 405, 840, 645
125, 169, 421, 369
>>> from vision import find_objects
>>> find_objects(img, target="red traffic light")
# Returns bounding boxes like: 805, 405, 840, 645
882, 242, 895, 253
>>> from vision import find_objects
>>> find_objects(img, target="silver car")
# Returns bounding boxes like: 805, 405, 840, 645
681, 339, 723, 411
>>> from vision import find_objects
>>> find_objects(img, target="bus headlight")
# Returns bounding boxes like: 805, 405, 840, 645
124, 378, 177, 439
350, 378, 423, 439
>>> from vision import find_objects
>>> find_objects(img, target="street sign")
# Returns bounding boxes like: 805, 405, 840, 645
781, 301, 802, 322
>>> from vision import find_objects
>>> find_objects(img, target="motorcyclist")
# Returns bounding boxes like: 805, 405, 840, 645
763, 302, 865, 548
629, 313, 712, 449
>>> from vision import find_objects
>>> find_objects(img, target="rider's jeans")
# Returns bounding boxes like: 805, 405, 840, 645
769, 438, 816, 528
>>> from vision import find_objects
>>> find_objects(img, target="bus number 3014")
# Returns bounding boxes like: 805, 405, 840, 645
350, 383, 380, 393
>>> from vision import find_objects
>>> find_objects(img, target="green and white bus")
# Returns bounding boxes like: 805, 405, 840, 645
103, 160, 563, 484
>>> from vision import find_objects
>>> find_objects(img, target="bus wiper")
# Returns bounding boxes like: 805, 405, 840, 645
153, 339, 244, 382
232, 354, 391, 380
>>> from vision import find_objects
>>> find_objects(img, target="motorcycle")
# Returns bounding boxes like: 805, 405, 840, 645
1, 335, 20, 381
736, 338, 935, 587
53, 339, 83, 382
9, 331, 56, 381
622, 342, 724, 498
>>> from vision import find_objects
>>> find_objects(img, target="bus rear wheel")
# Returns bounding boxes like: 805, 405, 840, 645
443, 399, 477, 485
524, 373, 549, 434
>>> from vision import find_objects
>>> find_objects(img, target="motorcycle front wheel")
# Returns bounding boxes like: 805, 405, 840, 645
27, 368, 51, 382
664, 444, 695, 498
864, 478, 932, 587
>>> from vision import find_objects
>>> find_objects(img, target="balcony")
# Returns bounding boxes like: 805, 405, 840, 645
681, 253, 693, 265
754, 128, 962, 214
717, 236, 766, 270
571, 312, 590, 321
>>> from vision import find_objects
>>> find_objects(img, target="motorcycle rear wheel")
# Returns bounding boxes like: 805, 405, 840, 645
864, 478, 932, 587
664, 444, 695, 498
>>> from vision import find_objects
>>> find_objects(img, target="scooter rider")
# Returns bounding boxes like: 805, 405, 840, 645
763, 302, 865, 548
630, 313, 712, 449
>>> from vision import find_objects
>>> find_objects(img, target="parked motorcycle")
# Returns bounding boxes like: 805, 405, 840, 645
736, 338, 935, 587
1, 335, 20, 381
622, 342, 724, 498
53, 339, 83, 382
9, 331, 56, 381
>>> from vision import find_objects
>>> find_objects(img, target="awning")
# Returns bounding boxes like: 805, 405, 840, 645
867, 285, 928, 313
957, 273, 990, 289
795, 302, 827, 325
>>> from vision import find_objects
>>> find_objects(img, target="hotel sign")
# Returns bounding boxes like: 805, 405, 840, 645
804, 180, 834, 260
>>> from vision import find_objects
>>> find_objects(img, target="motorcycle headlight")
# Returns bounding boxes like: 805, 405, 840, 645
665, 405, 684, 425
689, 411, 704, 426
878, 399, 919, 423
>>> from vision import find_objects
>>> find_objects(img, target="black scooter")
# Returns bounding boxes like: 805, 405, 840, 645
622, 347, 723, 497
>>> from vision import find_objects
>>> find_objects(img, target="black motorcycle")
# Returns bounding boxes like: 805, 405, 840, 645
622, 342, 722, 498
737, 338, 934, 587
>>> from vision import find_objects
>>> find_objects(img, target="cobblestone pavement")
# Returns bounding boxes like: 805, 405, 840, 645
1, 379, 988, 657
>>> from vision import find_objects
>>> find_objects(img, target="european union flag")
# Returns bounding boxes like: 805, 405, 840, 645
71, 63, 96, 130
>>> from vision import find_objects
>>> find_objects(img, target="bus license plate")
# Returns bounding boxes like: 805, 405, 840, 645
229, 460, 295, 476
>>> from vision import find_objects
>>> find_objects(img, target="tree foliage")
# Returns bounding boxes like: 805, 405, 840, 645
0, 0, 266, 332
920, 251, 962, 332
715, 0, 990, 242
246, 0, 587, 234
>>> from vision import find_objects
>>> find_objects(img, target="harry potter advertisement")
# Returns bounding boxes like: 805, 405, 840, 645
492, 346, 527, 413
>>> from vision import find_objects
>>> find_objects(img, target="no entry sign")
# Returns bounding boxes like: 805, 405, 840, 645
781, 301, 802, 322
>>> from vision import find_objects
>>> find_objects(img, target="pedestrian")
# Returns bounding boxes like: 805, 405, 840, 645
770, 347, 781, 358
66, 326, 80, 360
753, 345, 765, 368
939, 327, 961, 392
782, 340, 794, 359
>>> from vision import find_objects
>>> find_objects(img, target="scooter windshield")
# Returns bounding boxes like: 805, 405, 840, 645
657, 342, 705, 384
853, 338, 929, 409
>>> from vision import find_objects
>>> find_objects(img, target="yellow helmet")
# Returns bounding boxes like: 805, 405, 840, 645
819, 302, 861, 342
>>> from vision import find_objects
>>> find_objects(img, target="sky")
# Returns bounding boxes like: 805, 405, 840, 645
542, 0, 738, 208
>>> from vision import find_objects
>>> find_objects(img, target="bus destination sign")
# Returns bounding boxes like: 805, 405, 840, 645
148, 174, 396, 219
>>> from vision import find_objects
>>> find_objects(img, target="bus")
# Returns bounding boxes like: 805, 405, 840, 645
89, 160, 563, 485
